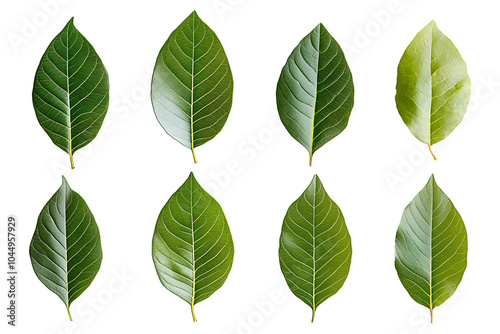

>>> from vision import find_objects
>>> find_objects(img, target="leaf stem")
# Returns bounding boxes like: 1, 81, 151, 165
70, 152, 75, 169
430, 306, 433, 323
67, 304, 73, 321
191, 303, 197, 322
428, 144, 437, 160
309, 152, 313, 166
191, 147, 197, 164
311, 307, 316, 323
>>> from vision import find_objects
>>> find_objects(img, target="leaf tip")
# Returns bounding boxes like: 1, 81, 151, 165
426, 174, 438, 190
309, 174, 322, 190
67, 17, 75, 27
187, 171, 197, 184
427, 20, 438, 31
314, 23, 326, 35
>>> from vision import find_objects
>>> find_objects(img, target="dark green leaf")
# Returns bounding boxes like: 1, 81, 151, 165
279, 175, 352, 322
29, 176, 103, 320
32, 18, 110, 169
276, 24, 354, 166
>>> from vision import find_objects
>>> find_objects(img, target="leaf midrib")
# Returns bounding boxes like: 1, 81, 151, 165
311, 181, 317, 315
189, 176, 197, 311
65, 27, 73, 158
428, 25, 434, 146
61, 183, 71, 314
429, 182, 434, 315
190, 12, 196, 158
309, 28, 321, 163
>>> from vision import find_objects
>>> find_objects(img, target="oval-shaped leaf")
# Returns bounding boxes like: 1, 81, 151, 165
395, 174, 467, 322
279, 175, 352, 322
29, 176, 103, 320
152, 172, 234, 321
32, 18, 109, 169
395, 21, 471, 160
151, 11, 234, 163
276, 24, 354, 166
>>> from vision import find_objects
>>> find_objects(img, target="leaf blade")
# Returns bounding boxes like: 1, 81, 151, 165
29, 176, 103, 320
152, 172, 234, 321
279, 175, 352, 321
151, 11, 234, 163
32, 18, 110, 168
395, 21, 471, 158
395, 174, 468, 322
276, 24, 355, 165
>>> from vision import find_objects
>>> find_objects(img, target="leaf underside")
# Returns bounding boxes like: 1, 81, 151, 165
29, 176, 102, 320
279, 175, 352, 321
395, 21, 471, 152
151, 11, 234, 162
395, 174, 467, 322
32, 18, 109, 168
276, 23, 354, 165
152, 172, 234, 321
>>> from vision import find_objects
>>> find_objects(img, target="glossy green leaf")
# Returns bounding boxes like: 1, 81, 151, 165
32, 18, 110, 169
276, 24, 354, 166
279, 175, 352, 322
151, 11, 233, 163
152, 172, 234, 322
29, 176, 103, 320
395, 174, 467, 322
395, 21, 471, 160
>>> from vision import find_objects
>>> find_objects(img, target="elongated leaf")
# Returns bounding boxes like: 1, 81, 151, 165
279, 175, 352, 322
32, 18, 109, 169
29, 176, 103, 320
395, 21, 471, 160
152, 172, 234, 321
276, 24, 354, 166
151, 11, 233, 163
395, 174, 467, 322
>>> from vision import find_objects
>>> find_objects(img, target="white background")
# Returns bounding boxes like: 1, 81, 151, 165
1, 0, 499, 333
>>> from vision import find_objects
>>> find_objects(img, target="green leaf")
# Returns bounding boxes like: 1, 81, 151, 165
152, 172, 234, 322
29, 176, 103, 321
32, 18, 110, 169
151, 11, 233, 163
279, 175, 352, 322
395, 21, 471, 160
395, 174, 467, 323
276, 24, 354, 166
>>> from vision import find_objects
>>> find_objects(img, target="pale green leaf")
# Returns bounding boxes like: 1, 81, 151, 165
395, 21, 471, 159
